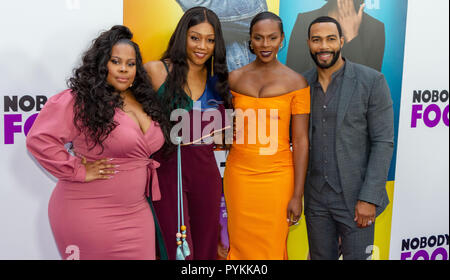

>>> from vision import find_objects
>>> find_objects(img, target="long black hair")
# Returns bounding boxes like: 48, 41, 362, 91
68, 25, 171, 152
161, 6, 232, 113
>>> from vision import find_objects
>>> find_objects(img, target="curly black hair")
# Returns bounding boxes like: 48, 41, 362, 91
68, 25, 171, 153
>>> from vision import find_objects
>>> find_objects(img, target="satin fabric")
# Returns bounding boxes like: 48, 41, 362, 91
224, 87, 310, 260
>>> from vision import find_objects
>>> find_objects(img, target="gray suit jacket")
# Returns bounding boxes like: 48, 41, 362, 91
303, 60, 394, 217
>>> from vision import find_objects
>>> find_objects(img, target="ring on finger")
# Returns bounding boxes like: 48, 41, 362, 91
99, 169, 104, 174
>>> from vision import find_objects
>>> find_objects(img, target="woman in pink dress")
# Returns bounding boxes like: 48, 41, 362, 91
26, 25, 171, 260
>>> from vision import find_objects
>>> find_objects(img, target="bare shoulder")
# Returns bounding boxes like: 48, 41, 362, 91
144, 60, 166, 78
143, 60, 168, 90
228, 68, 242, 89
280, 64, 308, 90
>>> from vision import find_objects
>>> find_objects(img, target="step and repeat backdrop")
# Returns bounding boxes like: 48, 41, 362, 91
0, 0, 448, 260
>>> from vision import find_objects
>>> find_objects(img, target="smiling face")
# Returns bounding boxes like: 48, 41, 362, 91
307, 22, 344, 69
250, 19, 284, 63
106, 42, 136, 92
185, 21, 215, 67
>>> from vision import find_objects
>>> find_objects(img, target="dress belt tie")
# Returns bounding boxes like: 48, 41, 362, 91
76, 155, 162, 201
110, 157, 161, 201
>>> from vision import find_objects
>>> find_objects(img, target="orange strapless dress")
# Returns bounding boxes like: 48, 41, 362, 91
223, 87, 310, 260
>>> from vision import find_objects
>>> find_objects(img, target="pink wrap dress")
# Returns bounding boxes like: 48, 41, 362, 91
26, 89, 164, 260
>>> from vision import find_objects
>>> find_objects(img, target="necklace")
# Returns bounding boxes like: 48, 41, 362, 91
184, 67, 208, 100
185, 83, 193, 99
184, 78, 206, 101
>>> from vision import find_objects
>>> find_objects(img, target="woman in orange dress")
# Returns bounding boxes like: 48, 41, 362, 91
223, 12, 310, 260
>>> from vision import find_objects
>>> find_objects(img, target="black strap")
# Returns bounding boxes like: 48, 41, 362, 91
161, 60, 170, 75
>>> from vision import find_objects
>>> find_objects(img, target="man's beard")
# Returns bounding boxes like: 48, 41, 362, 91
310, 48, 341, 69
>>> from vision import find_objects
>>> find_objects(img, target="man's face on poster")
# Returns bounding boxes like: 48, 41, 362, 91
308, 22, 344, 69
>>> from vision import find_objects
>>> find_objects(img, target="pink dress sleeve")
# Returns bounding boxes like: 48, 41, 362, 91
26, 89, 86, 182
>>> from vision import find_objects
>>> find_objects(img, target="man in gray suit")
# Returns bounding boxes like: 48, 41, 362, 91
302, 16, 394, 260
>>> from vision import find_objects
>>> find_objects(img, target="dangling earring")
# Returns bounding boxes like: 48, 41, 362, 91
211, 55, 214, 77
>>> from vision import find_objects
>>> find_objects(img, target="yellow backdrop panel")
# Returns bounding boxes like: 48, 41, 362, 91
287, 181, 394, 260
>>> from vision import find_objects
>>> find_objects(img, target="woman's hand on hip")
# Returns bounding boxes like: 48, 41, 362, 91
81, 157, 118, 182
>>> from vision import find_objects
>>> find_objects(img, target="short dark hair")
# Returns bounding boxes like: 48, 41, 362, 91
68, 25, 171, 152
250, 11, 284, 36
308, 16, 343, 38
